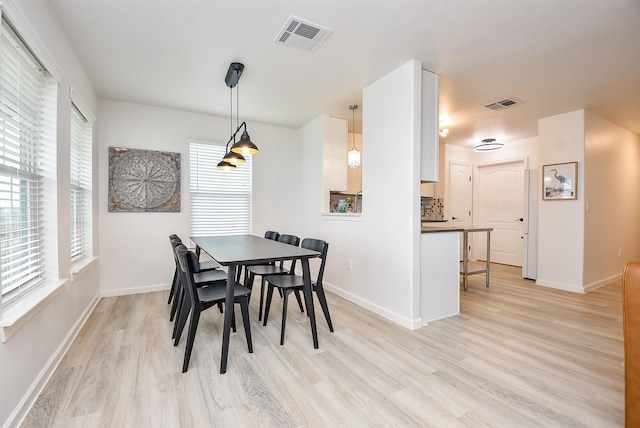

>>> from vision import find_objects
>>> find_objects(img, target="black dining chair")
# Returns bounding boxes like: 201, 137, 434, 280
246, 234, 302, 321
263, 238, 333, 345
169, 237, 227, 338
174, 244, 253, 373
167, 234, 221, 307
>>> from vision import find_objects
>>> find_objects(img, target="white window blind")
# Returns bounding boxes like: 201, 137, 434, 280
189, 141, 252, 236
0, 19, 48, 302
70, 104, 92, 264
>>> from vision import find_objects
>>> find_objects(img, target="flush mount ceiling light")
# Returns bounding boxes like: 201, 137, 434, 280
217, 62, 259, 170
473, 138, 504, 152
347, 105, 360, 168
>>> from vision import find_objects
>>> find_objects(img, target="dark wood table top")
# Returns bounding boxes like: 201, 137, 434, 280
191, 234, 319, 265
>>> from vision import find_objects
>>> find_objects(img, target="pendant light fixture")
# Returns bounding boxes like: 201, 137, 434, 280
348, 104, 360, 168
473, 138, 504, 152
217, 62, 259, 170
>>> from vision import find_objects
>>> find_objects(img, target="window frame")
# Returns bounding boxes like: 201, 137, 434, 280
188, 139, 252, 237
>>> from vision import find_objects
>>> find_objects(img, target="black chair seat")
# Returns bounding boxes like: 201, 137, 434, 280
194, 269, 227, 283
263, 274, 305, 289
199, 260, 221, 271
197, 282, 252, 302
247, 264, 289, 276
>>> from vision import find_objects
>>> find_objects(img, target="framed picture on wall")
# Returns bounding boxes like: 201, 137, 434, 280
542, 161, 578, 200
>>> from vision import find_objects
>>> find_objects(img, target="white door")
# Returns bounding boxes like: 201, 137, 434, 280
477, 160, 524, 266
449, 162, 472, 260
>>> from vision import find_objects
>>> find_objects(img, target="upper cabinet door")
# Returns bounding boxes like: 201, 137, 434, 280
327, 116, 348, 192
421, 69, 439, 182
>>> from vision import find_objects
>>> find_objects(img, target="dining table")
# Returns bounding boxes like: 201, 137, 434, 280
190, 234, 321, 374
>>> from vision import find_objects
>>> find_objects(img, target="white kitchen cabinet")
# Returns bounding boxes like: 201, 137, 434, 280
420, 69, 439, 182
421, 230, 460, 324
326, 116, 348, 192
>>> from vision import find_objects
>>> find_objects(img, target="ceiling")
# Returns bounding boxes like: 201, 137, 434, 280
47, 0, 640, 149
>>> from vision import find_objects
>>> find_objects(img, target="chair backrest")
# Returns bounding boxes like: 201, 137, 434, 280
300, 238, 329, 286
175, 244, 201, 308
171, 237, 202, 273
264, 230, 280, 241
277, 234, 300, 271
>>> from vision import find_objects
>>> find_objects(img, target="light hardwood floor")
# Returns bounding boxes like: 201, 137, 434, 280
22, 263, 624, 427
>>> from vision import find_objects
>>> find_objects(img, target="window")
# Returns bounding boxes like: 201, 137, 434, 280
0, 19, 52, 303
70, 104, 92, 264
189, 140, 252, 236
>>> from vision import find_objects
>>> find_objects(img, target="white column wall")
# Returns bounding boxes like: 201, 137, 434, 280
537, 110, 586, 292
97, 100, 300, 295
297, 60, 423, 328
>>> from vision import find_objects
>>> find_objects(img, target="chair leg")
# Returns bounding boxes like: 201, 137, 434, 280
280, 290, 290, 345
182, 309, 201, 373
167, 269, 177, 304
314, 284, 334, 332
258, 276, 266, 321
293, 289, 304, 313
263, 283, 275, 326
174, 293, 190, 345
231, 306, 237, 333
239, 298, 253, 353
171, 286, 185, 335
169, 282, 182, 321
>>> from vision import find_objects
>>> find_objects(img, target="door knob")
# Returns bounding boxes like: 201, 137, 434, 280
515, 218, 523, 222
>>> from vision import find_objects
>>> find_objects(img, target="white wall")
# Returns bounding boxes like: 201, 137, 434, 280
297, 60, 423, 328
537, 110, 586, 292
0, 1, 99, 426
98, 100, 300, 296
583, 111, 640, 289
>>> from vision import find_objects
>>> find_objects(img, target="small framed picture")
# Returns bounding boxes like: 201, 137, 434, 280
542, 162, 578, 200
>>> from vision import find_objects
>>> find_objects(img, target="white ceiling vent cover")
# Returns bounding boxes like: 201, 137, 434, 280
275, 16, 333, 53
485, 98, 522, 110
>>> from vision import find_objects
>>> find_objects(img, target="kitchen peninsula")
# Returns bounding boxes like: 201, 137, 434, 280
420, 226, 463, 325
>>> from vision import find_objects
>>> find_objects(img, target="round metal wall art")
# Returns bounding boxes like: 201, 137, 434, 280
108, 147, 181, 212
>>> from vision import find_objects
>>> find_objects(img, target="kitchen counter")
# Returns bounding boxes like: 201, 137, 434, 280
421, 226, 463, 233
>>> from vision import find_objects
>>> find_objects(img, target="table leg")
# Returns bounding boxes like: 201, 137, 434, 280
301, 257, 319, 349
220, 264, 236, 374
463, 230, 469, 291
486, 231, 491, 288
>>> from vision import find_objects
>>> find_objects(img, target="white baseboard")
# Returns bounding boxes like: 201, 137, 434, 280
100, 283, 170, 298
535, 278, 586, 294
5, 293, 100, 428
583, 273, 622, 293
323, 281, 416, 329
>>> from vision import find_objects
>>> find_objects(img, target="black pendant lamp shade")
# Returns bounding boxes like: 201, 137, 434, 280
216, 160, 236, 170
223, 146, 246, 164
231, 130, 259, 155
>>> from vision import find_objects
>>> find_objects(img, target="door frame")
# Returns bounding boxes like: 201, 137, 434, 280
472, 156, 529, 262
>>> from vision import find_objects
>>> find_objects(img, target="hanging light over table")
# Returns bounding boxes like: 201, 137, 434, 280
218, 62, 259, 169
348, 104, 360, 168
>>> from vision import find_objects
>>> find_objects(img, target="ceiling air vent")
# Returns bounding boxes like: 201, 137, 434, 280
485, 98, 522, 110
274, 16, 333, 53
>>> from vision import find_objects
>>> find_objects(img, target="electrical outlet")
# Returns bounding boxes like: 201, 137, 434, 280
347, 258, 352, 270
619, 248, 622, 257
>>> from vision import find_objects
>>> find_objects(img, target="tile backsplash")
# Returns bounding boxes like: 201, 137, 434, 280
421, 197, 444, 220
